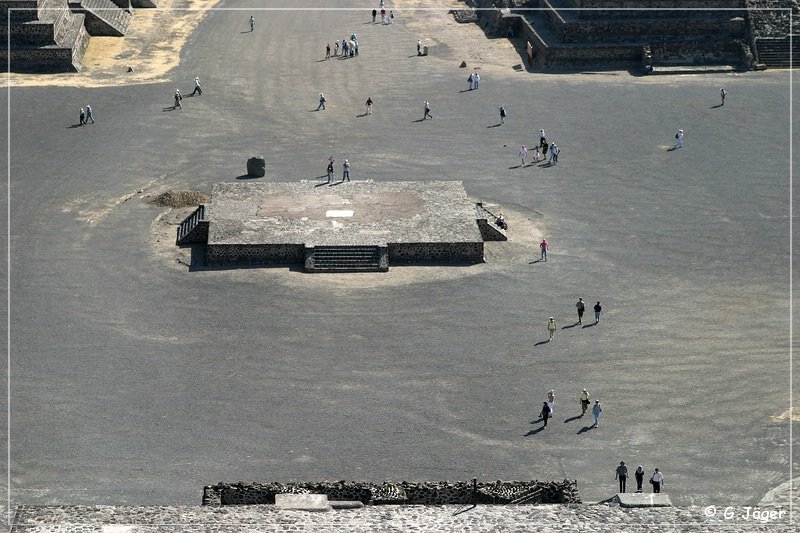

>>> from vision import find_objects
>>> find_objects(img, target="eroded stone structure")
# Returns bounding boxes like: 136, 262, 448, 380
0, 0, 156, 71
203, 480, 581, 506
176, 181, 508, 272
466, 0, 797, 70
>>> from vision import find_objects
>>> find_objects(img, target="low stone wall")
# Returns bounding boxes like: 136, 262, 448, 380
203, 480, 580, 506
388, 242, 484, 263
206, 243, 305, 266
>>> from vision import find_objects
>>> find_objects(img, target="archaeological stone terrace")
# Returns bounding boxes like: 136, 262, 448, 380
176, 181, 507, 272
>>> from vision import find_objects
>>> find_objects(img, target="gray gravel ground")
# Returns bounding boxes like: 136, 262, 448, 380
2, 0, 797, 527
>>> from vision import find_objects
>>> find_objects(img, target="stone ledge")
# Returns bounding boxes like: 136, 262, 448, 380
274, 493, 332, 512
615, 493, 672, 507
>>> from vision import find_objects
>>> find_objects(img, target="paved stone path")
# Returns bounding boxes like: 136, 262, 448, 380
9, 503, 796, 532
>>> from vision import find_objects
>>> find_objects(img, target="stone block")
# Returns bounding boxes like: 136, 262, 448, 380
246, 156, 265, 177
616, 493, 672, 507
274, 493, 332, 511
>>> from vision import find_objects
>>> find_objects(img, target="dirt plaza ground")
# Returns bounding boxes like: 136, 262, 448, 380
2, 0, 797, 518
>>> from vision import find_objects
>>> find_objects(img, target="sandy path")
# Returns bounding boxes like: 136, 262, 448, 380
4, 0, 526, 88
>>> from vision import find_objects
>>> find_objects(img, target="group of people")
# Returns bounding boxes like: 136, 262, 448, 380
615, 462, 665, 493
538, 389, 603, 429
371, 7, 394, 24
518, 130, 560, 166
327, 34, 360, 60
467, 72, 481, 90
325, 156, 351, 184
544, 299, 602, 343
171, 76, 203, 110
78, 105, 95, 125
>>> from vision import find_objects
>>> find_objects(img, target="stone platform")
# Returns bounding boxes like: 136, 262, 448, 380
191, 181, 495, 269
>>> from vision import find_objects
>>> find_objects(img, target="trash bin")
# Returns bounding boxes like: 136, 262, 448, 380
423, 45, 429, 56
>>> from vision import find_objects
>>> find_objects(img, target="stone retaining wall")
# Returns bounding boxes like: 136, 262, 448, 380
388, 242, 484, 263
206, 243, 305, 266
203, 480, 580, 506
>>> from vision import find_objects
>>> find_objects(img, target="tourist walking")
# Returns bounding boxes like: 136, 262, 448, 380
423, 100, 432, 120
616, 462, 628, 493
650, 468, 664, 493
550, 143, 559, 164
473, 72, 480, 89
417, 39, 422, 55
342, 159, 351, 182
576, 298, 585, 324
540, 401, 551, 429
249, 15, 255, 32
547, 390, 555, 414
593, 301, 602, 323
326, 157, 335, 184
592, 399, 602, 427
468, 73, 474, 90
317, 92, 327, 110
673, 129, 684, 148
539, 238, 548, 262
79, 107, 86, 126
85, 104, 95, 123
173, 90, 182, 110
540, 138, 548, 160
389, 11, 394, 23
539, 129, 546, 144
547, 317, 557, 342
365, 97, 373, 115
334, 41, 339, 56
519, 145, 527, 166
532, 144, 541, 163
325, 43, 331, 59
579, 388, 590, 415
190, 76, 202, 96
372, 8, 377, 23
381, 7, 386, 24
499, 106, 507, 125
720, 87, 727, 105
635, 465, 645, 492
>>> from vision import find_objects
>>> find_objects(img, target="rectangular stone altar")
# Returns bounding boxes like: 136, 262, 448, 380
203, 181, 486, 268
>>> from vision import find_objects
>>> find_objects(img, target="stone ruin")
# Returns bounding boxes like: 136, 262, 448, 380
0, 0, 157, 72
463, 0, 797, 70
203, 479, 581, 506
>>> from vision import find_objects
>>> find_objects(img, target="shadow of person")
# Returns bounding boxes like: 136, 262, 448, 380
529, 259, 543, 264
524, 426, 547, 436
487, 123, 501, 128
67, 124, 83, 128
666, 146, 678, 152
582, 322, 597, 328
563, 414, 582, 423
577, 425, 595, 434
561, 323, 578, 330
710, 104, 723, 109
534, 340, 549, 347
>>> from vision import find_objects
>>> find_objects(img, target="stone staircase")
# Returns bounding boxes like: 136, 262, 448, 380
69, 0, 131, 36
755, 36, 799, 67
0, 0, 90, 71
176, 205, 209, 245
486, 0, 751, 69
304, 245, 388, 273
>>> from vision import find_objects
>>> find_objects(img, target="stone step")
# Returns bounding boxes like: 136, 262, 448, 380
306, 245, 387, 272
71, 0, 131, 36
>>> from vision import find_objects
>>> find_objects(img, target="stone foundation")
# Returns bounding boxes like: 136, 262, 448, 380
202, 480, 581, 506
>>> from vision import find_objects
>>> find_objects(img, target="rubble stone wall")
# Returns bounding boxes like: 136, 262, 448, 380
203, 480, 581, 506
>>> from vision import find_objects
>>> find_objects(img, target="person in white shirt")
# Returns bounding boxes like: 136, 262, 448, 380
650, 468, 664, 493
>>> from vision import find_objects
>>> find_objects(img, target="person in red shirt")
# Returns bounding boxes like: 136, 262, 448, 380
539, 239, 548, 262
